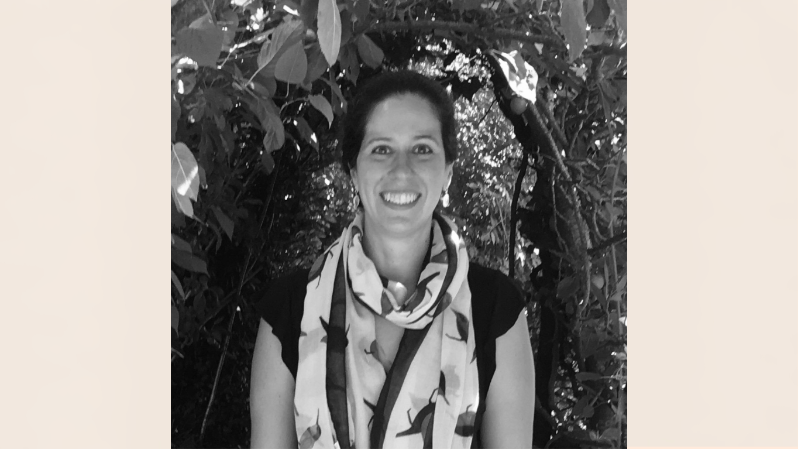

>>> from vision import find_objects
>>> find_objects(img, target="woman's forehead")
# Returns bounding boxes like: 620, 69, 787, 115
364, 94, 441, 135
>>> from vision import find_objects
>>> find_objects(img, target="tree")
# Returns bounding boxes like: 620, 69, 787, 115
171, 0, 627, 447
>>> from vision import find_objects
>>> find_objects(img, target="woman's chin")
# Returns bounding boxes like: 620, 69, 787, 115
365, 200, 435, 234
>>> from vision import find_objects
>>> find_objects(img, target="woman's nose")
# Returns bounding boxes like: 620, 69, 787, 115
389, 150, 413, 175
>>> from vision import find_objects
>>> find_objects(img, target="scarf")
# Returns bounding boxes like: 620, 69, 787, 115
294, 211, 479, 449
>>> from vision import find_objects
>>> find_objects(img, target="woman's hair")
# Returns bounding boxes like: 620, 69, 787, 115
339, 70, 458, 176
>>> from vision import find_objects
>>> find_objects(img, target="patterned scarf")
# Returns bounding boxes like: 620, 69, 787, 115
294, 211, 479, 449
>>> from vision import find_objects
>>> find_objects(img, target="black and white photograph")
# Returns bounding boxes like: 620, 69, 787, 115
170, 0, 626, 447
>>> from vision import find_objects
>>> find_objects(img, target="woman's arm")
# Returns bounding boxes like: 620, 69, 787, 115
250, 318, 298, 448
481, 311, 536, 448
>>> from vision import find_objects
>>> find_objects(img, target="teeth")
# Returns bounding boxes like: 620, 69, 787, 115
382, 192, 419, 205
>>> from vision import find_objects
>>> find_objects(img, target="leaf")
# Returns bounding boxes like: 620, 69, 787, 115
351, 0, 369, 23
490, 50, 538, 104
261, 151, 276, 175
211, 206, 235, 240
586, 0, 610, 28
171, 234, 192, 252
299, 0, 320, 29
172, 189, 193, 217
171, 143, 200, 200
317, 0, 342, 66
572, 395, 590, 417
556, 275, 580, 299
356, 34, 384, 68
339, 43, 359, 83
591, 274, 605, 289
171, 248, 208, 274
560, 0, 587, 62
257, 20, 304, 69
606, 0, 626, 34
171, 270, 186, 299
309, 94, 334, 128
175, 26, 225, 67
294, 117, 318, 149
303, 43, 329, 84
172, 304, 180, 333
219, 10, 239, 50
274, 41, 308, 84
257, 98, 285, 152
576, 372, 602, 382
171, 95, 181, 141
320, 77, 346, 114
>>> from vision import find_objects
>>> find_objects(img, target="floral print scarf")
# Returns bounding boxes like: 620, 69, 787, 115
294, 211, 479, 449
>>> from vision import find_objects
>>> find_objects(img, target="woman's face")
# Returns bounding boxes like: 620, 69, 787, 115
351, 94, 453, 238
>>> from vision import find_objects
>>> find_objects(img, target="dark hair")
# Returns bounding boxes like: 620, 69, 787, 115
339, 70, 458, 176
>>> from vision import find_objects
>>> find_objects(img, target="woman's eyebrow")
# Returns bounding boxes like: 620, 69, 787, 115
413, 134, 441, 142
362, 136, 393, 146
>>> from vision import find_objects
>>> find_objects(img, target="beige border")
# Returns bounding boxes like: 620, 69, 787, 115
1, 0, 796, 448
1, 0, 167, 446
631, 0, 798, 447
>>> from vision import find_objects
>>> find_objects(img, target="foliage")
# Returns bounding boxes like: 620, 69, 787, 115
171, 0, 627, 447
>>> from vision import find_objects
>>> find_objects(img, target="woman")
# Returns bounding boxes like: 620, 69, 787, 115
251, 70, 535, 449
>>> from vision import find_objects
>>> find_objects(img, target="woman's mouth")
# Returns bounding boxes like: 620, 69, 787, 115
380, 191, 421, 206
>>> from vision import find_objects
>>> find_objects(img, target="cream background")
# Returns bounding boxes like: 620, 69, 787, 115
0, 0, 796, 447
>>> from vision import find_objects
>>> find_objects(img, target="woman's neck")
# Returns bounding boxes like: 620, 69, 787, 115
360, 218, 431, 297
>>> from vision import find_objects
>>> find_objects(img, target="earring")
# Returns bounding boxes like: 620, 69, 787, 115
441, 189, 450, 208
353, 190, 361, 209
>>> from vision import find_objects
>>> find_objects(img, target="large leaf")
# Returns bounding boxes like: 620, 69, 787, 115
304, 43, 329, 84
317, 0, 342, 66
261, 99, 285, 152
171, 233, 192, 252
171, 248, 208, 274
490, 50, 538, 104
171, 143, 199, 200
308, 94, 333, 128
171, 270, 186, 299
274, 41, 308, 84
356, 34, 384, 68
586, 0, 610, 28
211, 206, 235, 240
172, 189, 194, 217
261, 151, 276, 175
257, 20, 304, 69
606, 0, 627, 34
321, 77, 346, 114
246, 96, 286, 152
350, 0, 369, 23
560, 0, 587, 62
175, 26, 224, 67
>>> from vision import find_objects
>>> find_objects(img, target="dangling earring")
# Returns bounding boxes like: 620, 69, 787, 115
441, 189, 450, 208
353, 190, 361, 209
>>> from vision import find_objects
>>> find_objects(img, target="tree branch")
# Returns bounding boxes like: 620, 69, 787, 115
509, 150, 530, 279
588, 230, 627, 256
199, 249, 252, 445
536, 95, 568, 149
361, 20, 565, 48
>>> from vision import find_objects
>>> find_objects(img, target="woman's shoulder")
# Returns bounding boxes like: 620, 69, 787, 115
254, 269, 310, 323
467, 262, 526, 339
467, 263, 523, 302
265, 269, 311, 296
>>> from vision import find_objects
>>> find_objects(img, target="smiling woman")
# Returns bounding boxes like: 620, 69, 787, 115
250, 70, 536, 449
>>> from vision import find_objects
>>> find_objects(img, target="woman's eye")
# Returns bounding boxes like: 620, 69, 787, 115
372, 145, 390, 154
414, 144, 433, 154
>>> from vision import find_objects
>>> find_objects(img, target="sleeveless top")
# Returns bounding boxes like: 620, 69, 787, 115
255, 262, 525, 448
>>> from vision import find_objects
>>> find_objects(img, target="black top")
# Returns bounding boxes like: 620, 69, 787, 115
255, 262, 526, 448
